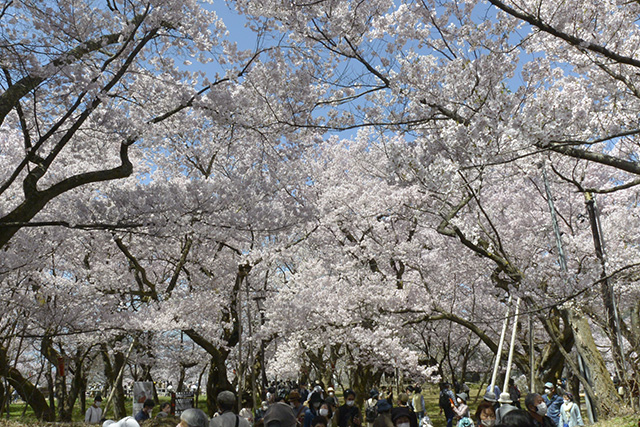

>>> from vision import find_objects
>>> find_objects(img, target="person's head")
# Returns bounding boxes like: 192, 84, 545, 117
543, 382, 555, 396
508, 378, 515, 386
376, 399, 392, 414
344, 390, 356, 406
399, 393, 409, 406
309, 392, 323, 410
370, 389, 379, 399
160, 403, 171, 414
392, 409, 411, 427
264, 402, 297, 427
327, 387, 335, 396
483, 391, 497, 403
498, 392, 512, 405
311, 416, 327, 427
217, 390, 236, 412
143, 399, 155, 413
500, 409, 534, 427
288, 391, 301, 406
180, 408, 209, 427
94, 395, 103, 407
474, 402, 496, 427
456, 393, 468, 405
524, 393, 547, 418
319, 401, 332, 417
563, 392, 574, 403
414, 386, 421, 394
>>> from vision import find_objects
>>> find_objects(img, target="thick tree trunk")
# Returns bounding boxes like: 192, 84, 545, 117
206, 352, 233, 416
102, 346, 127, 418
0, 347, 53, 421
567, 308, 623, 416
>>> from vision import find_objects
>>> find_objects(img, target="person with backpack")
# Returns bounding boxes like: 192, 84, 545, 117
365, 390, 380, 427
438, 383, 456, 427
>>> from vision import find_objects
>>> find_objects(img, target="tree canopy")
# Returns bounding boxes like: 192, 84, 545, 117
1, 0, 639, 421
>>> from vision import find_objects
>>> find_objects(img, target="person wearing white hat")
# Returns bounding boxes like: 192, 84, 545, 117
495, 393, 516, 425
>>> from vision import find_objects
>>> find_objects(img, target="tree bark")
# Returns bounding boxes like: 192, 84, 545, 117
102, 345, 127, 418
567, 308, 623, 416
0, 346, 54, 420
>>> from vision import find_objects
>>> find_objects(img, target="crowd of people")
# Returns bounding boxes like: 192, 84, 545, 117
86, 379, 585, 427
437, 380, 583, 427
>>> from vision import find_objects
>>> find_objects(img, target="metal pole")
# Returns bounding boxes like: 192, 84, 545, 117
490, 295, 512, 394
503, 298, 521, 392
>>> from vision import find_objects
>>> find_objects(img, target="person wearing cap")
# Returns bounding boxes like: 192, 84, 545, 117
210, 391, 251, 427
85, 394, 104, 424
180, 408, 210, 427
453, 393, 469, 420
392, 394, 417, 427
263, 402, 298, 427
135, 399, 155, 422
557, 392, 583, 427
365, 390, 379, 427
335, 389, 360, 427
482, 391, 499, 412
372, 399, 393, 427
495, 392, 516, 424
542, 382, 563, 426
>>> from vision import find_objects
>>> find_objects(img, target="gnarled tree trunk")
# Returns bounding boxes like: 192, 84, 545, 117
567, 308, 623, 416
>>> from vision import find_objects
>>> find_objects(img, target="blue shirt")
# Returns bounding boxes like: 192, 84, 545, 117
135, 409, 150, 422
486, 385, 501, 397
303, 407, 318, 427
542, 394, 564, 424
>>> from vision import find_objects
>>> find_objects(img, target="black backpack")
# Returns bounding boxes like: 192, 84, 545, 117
365, 401, 378, 422
439, 392, 450, 410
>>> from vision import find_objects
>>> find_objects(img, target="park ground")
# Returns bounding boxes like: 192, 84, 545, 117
1, 385, 638, 427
